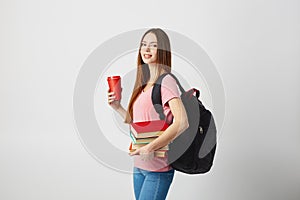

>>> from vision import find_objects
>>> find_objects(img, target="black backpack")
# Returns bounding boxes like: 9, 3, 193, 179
151, 73, 217, 174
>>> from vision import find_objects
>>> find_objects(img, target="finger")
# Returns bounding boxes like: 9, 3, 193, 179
129, 152, 136, 156
108, 96, 117, 102
108, 96, 116, 100
129, 150, 140, 156
108, 98, 120, 102
108, 99, 114, 104
108, 92, 115, 96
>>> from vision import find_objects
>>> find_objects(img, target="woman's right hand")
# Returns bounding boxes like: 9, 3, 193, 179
108, 91, 121, 111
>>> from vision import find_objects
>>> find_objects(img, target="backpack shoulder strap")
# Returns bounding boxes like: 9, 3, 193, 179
151, 73, 170, 120
151, 73, 188, 120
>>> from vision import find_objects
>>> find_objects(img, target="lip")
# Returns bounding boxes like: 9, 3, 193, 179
143, 54, 152, 59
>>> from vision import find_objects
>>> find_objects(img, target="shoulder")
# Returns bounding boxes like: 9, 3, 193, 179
161, 74, 177, 86
160, 74, 180, 102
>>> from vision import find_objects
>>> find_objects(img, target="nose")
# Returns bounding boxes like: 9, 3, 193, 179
144, 45, 151, 52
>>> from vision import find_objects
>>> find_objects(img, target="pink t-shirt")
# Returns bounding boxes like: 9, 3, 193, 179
132, 74, 180, 172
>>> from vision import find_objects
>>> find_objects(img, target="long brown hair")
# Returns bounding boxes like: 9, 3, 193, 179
125, 28, 172, 123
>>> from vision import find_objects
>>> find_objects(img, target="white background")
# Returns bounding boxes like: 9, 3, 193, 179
1, 0, 299, 199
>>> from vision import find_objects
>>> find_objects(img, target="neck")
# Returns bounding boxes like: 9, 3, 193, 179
148, 63, 158, 83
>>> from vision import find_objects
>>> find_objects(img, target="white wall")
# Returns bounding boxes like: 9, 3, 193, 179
1, 0, 299, 199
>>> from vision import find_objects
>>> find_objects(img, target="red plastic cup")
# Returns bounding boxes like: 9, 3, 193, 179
107, 76, 122, 101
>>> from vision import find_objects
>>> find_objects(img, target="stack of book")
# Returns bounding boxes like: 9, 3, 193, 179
129, 120, 169, 157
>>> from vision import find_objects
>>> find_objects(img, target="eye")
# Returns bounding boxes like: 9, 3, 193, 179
150, 44, 157, 48
141, 43, 147, 47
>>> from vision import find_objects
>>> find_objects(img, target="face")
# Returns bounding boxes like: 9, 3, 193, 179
140, 32, 158, 64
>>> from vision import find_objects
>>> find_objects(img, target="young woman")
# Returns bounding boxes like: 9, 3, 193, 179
108, 28, 189, 200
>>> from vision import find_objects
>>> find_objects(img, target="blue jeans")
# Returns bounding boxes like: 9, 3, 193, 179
133, 167, 175, 200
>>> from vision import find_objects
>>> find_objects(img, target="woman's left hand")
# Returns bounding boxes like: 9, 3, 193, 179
129, 145, 154, 161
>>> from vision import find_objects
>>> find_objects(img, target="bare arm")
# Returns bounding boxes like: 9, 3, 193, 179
115, 105, 127, 120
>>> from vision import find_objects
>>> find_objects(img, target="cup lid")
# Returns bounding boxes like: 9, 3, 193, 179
107, 76, 121, 80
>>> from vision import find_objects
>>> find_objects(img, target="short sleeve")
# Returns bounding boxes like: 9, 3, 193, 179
161, 75, 180, 106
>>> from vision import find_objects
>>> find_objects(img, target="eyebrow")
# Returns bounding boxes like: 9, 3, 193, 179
141, 41, 157, 44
